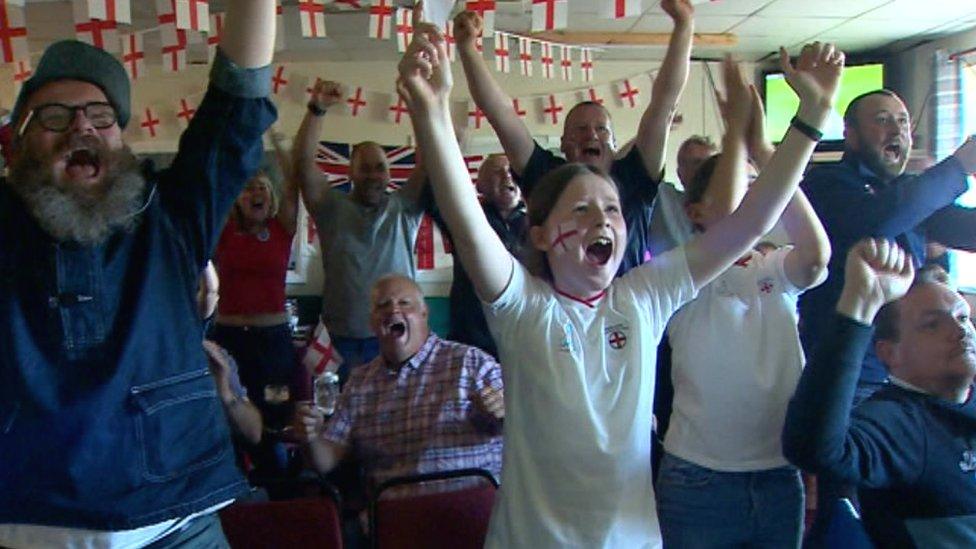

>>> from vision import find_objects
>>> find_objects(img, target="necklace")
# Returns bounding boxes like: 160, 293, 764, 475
256, 227, 270, 242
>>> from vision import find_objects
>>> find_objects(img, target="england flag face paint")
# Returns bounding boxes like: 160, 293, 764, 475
549, 220, 582, 255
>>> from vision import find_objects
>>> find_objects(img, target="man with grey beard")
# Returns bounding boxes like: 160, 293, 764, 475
0, 1, 277, 546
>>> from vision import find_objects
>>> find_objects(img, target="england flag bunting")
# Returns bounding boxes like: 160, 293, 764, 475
157, 0, 188, 71
331, 0, 362, 9
0, 0, 27, 64
73, 0, 119, 53
395, 7, 413, 53
518, 37, 533, 77
540, 41, 554, 79
463, 0, 494, 34
617, 78, 640, 108
346, 86, 368, 117
87, 0, 131, 24
120, 32, 145, 80
606, 0, 640, 19
493, 31, 510, 73
205, 12, 223, 62
176, 97, 196, 128
369, 0, 394, 40
443, 20, 455, 61
511, 97, 527, 119
542, 93, 563, 125
175, 0, 209, 32
388, 95, 409, 125
274, 0, 285, 51
298, 0, 327, 38
140, 106, 161, 138
467, 101, 486, 130
560, 44, 572, 80
302, 320, 344, 376
271, 65, 290, 95
578, 86, 604, 105
531, 0, 567, 32
11, 58, 30, 92
581, 47, 594, 82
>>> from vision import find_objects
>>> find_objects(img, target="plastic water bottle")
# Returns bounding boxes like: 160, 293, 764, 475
313, 372, 340, 416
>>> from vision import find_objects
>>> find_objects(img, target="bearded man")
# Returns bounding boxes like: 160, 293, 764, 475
0, 0, 277, 545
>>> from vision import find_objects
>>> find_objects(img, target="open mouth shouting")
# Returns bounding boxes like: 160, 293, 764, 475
64, 147, 101, 182
584, 236, 613, 266
882, 141, 904, 163
381, 315, 410, 345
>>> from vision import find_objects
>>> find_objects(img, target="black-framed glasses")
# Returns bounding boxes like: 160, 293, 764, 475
19, 102, 117, 136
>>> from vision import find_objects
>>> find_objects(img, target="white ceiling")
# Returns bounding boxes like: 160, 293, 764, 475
20, 0, 976, 64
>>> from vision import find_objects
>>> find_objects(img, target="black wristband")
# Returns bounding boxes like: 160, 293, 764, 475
790, 116, 823, 142
308, 102, 327, 117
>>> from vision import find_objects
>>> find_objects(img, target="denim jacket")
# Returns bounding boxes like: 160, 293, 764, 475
0, 52, 276, 530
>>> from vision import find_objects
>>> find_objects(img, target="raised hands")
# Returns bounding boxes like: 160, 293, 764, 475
397, 3, 452, 114
661, 0, 694, 25
746, 84, 775, 167
308, 79, 344, 112
453, 10, 483, 48
779, 42, 844, 114
717, 56, 753, 136
295, 402, 327, 443
839, 238, 915, 323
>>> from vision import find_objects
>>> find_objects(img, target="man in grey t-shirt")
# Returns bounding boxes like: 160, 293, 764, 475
293, 79, 426, 381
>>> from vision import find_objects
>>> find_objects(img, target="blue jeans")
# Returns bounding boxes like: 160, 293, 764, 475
333, 336, 379, 387
657, 453, 804, 548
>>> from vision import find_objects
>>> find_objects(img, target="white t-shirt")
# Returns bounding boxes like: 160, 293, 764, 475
665, 246, 805, 472
484, 247, 696, 548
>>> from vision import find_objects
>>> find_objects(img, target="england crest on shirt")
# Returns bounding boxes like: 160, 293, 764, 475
605, 323, 629, 350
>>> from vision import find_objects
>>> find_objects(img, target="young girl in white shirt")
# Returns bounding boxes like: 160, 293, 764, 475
395, 6, 843, 546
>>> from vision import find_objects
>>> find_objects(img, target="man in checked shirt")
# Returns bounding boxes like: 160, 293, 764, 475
297, 273, 505, 496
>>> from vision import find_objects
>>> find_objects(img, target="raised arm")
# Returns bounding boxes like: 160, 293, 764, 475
397, 134, 429, 207
292, 80, 343, 216
633, 0, 694, 179
400, 7, 512, 302
781, 189, 831, 289
221, 0, 275, 68
685, 43, 843, 289
203, 340, 264, 446
783, 239, 917, 486
296, 403, 349, 474
454, 11, 535, 175
270, 131, 300, 235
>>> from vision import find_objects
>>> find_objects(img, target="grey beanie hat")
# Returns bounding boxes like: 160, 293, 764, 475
11, 40, 131, 130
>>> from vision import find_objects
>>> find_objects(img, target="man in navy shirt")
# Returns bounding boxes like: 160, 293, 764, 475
785, 238, 976, 547
0, 1, 277, 546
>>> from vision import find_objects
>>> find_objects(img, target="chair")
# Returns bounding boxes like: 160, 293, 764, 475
823, 498, 875, 548
220, 478, 344, 549
369, 468, 499, 549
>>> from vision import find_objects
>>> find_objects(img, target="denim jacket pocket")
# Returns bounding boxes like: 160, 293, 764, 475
129, 369, 227, 483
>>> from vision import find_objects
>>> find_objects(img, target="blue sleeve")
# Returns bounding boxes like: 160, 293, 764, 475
516, 142, 563, 200
923, 203, 976, 252
804, 157, 968, 245
783, 315, 924, 488
157, 50, 277, 270
612, 146, 663, 202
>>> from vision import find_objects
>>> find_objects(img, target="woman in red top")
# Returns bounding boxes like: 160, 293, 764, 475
212, 134, 299, 472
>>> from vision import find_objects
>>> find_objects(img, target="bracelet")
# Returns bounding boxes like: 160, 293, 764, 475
790, 116, 823, 142
307, 102, 327, 117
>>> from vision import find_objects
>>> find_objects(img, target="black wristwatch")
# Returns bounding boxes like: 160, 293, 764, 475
308, 102, 327, 117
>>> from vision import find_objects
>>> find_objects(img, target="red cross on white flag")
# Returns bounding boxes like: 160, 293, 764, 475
175, 0, 209, 32
274, 0, 284, 51
443, 20, 456, 61
511, 98, 527, 119
346, 87, 367, 117
395, 7, 413, 53
531, 0, 567, 32
141, 107, 161, 138
542, 94, 564, 125
271, 65, 289, 95
369, 0, 394, 39
205, 12, 223, 61
467, 101, 487, 130
518, 37, 533, 77
298, 0, 327, 38
87, 0, 131, 24
0, 1, 28, 64
331, 0, 361, 9
577, 87, 604, 105
157, 0, 188, 71
176, 97, 196, 128
560, 45, 573, 80
464, 0, 494, 34
493, 31, 510, 73
606, 0, 640, 19
120, 32, 145, 80
616, 78, 640, 108
540, 41, 555, 79
73, 0, 119, 53
388, 95, 409, 125
11, 58, 30, 92
580, 48, 594, 82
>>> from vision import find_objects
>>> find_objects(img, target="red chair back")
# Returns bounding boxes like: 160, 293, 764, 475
370, 469, 498, 549
220, 496, 343, 549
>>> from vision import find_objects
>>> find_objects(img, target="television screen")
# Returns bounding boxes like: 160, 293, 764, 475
764, 63, 885, 144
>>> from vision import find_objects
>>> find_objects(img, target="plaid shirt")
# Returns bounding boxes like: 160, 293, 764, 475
323, 333, 504, 496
